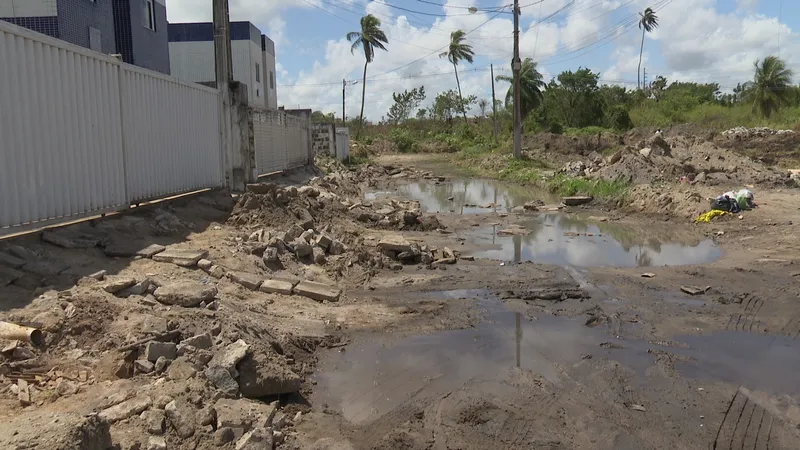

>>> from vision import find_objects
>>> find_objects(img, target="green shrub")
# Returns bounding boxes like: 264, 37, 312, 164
389, 128, 417, 153
549, 122, 564, 134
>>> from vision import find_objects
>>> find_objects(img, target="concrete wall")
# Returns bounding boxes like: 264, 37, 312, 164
57, 0, 116, 54
312, 123, 335, 156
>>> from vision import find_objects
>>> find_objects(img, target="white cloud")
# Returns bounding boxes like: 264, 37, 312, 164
166, 0, 313, 25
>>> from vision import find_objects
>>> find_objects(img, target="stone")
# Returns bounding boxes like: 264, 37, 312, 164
300, 229, 316, 243
273, 430, 285, 444
208, 339, 250, 377
639, 147, 652, 158
248, 229, 266, 242
141, 316, 169, 334
293, 240, 313, 258
197, 259, 213, 271
236, 427, 274, 450
312, 246, 327, 265
96, 350, 136, 380
134, 360, 155, 374
215, 427, 236, 445
42, 230, 100, 249
165, 399, 196, 439
377, 235, 412, 253
0, 265, 24, 287
119, 279, 153, 297
562, 196, 594, 206
154, 356, 172, 373
145, 342, 177, 362
100, 276, 137, 294
271, 271, 300, 285
298, 185, 320, 197
442, 247, 456, 260
262, 247, 280, 265
205, 366, 239, 396
181, 333, 213, 350
209, 266, 226, 279
11, 346, 34, 360
154, 395, 173, 410
259, 279, 294, 295
99, 396, 152, 423
167, 358, 197, 381
17, 379, 30, 405
294, 281, 341, 302
142, 410, 165, 435
237, 353, 302, 398
153, 281, 217, 307
680, 285, 706, 296
0, 250, 26, 268
272, 411, 287, 430
104, 242, 165, 258
152, 248, 208, 267
146, 436, 166, 450
315, 233, 332, 250
88, 269, 107, 281
285, 224, 304, 242
227, 272, 263, 290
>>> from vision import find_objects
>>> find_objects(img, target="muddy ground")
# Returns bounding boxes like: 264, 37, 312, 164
1, 128, 799, 450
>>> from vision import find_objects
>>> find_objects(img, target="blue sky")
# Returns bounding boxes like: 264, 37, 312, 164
168, 0, 799, 120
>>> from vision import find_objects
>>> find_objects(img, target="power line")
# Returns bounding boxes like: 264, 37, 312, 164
280, 66, 506, 87
372, 0, 512, 17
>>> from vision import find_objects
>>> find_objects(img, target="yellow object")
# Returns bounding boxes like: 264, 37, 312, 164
694, 210, 729, 223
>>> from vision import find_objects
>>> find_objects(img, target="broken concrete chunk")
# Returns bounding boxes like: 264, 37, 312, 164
165, 399, 196, 439
377, 235, 412, 253
293, 240, 313, 258
101, 276, 137, 294
153, 281, 217, 307
147, 436, 167, 450
227, 272, 263, 291
208, 339, 250, 377
17, 379, 30, 405
118, 278, 152, 297
285, 224, 304, 242
205, 365, 239, 396
88, 269, 107, 281
300, 229, 315, 243
42, 230, 100, 249
99, 396, 152, 423
154, 356, 172, 373
680, 285, 707, 296
134, 359, 155, 374
246, 183, 276, 195
259, 279, 294, 295
104, 242, 166, 258
142, 410, 165, 435
262, 247, 280, 265
209, 266, 226, 279
312, 247, 327, 265
167, 358, 197, 381
197, 259, 213, 271
298, 185, 320, 197
152, 248, 208, 267
236, 427, 274, 450
181, 333, 213, 350
315, 233, 332, 250
237, 352, 302, 398
294, 281, 341, 302
145, 342, 177, 362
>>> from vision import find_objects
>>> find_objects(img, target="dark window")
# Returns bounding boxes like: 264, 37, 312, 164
255, 63, 260, 82
144, 0, 156, 31
269, 71, 274, 89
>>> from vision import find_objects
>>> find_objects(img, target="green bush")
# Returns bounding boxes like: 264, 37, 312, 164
549, 122, 564, 134
389, 128, 417, 153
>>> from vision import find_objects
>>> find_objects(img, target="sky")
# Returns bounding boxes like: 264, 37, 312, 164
165, 0, 799, 120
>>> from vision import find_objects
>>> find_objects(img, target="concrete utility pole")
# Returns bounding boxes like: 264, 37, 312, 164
213, 0, 234, 187
512, 0, 522, 159
342, 79, 346, 124
643, 67, 647, 92
490, 64, 498, 144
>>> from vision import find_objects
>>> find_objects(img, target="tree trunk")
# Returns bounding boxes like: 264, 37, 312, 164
454, 62, 468, 125
357, 60, 368, 139
637, 27, 645, 90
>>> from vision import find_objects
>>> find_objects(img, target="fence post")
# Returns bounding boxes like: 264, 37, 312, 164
115, 61, 131, 206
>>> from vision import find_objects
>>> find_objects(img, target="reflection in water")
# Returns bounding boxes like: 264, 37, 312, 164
368, 179, 557, 214
471, 214, 721, 267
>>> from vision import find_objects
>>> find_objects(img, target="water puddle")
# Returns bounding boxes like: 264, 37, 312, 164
469, 214, 721, 267
366, 179, 558, 214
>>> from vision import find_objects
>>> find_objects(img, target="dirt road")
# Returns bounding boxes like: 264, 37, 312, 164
0, 151, 798, 450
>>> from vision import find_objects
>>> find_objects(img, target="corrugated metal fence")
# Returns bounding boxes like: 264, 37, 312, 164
0, 21, 223, 236
253, 108, 311, 175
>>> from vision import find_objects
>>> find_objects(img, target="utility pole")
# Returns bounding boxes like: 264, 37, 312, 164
643, 67, 647, 92
342, 79, 346, 124
213, 0, 234, 187
512, 0, 522, 159
490, 64, 498, 144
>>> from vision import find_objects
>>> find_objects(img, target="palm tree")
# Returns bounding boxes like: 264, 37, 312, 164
439, 30, 474, 124
347, 14, 388, 138
747, 56, 794, 118
495, 58, 545, 120
637, 7, 659, 90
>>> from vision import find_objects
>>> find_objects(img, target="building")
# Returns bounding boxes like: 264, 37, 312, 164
168, 21, 277, 109
0, 0, 170, 74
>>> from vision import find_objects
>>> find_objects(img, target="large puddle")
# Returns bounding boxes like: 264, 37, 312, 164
314, 290, 800, 425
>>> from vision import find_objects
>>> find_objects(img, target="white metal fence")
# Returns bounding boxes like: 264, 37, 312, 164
335, 127, 350, 161
0, 21, 223, 236
253, 108, 311, 175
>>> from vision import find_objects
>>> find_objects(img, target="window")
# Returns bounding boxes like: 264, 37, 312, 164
143, 0, 156, 31
255, 63, 260, 82
269, 71, 274, 89
257, 89, 260, 97
88, 27, 102, 52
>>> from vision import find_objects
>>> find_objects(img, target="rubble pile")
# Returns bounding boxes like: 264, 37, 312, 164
721, 126, 795, 138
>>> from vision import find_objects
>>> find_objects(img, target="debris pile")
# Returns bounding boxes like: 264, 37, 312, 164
721, 126, 795, 138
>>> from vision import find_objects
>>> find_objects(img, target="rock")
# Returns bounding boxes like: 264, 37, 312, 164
238, 352, 302, 398
10, 346, 35, 360
298, 185, 320, 197
181, 333, 213, 350
300, 229, 315, 243
694, 171, 707, 183
134, 360, 155, 374
99, 396, 152, 423
154, 281, 217, 307
145, 342, 177, 362
523, 201, 540, 211
377, 235, 412, 253
200, 406, 217, 427
142, 410, 165, 435
641, 273, 656, 278
315, 233, 332, 250
227, 272, 263, 290
214, 398, 278, 431
105, 242, 166, 258
101, 276, 137, 294
639, 147, 652, 158
246, 183, 275, 195
56, 379, 79, 396
562, 196, 594, 206
146, 436, 167, 450
275, 190, 290, 204
96, 350, 136, 380
197, 259, 213, 271
153, 395, 173, 410
119, 279, 153, 297
293, 240, 313, 258
87, 269, 107, 281
606, 150, 622, 164
442, 247, 456, 260
17, 379, 31, 405
285, 224, 304, 242
0, 413, 112, 450
215, 427, 236, 445
152, 248, 208, 267
167, 358, 197, 381
154, 356, 172, 373
259, 279, 294, 295
208, 339, 250, 377
680, 285, 707, 296
205, 366, 239, 396
272, 412, 287, 430
42, 230, 100, 249
294, 281, 341, 302
328, 240, 346, 255
262, 247, 279, 264
273, 430, 285, 444
165, 399, 196, 439
209, 266, 226, 279
236, 427, 273, 450
312, 246, 327, 265
648, 134, 671, 156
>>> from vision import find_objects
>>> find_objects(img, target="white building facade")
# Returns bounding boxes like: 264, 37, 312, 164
168, 21, 277, 109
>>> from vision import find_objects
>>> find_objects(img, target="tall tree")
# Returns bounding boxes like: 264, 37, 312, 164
347, 14, 388, 138
637, 7, 659, 90
495, 57, 546, 120
439, 30, 475, 124
747, 55, 794, 118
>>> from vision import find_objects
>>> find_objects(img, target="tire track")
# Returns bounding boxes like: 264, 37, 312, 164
713, 389, 774, 449
726, 296, 764, 333
778, 313, 800, 339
